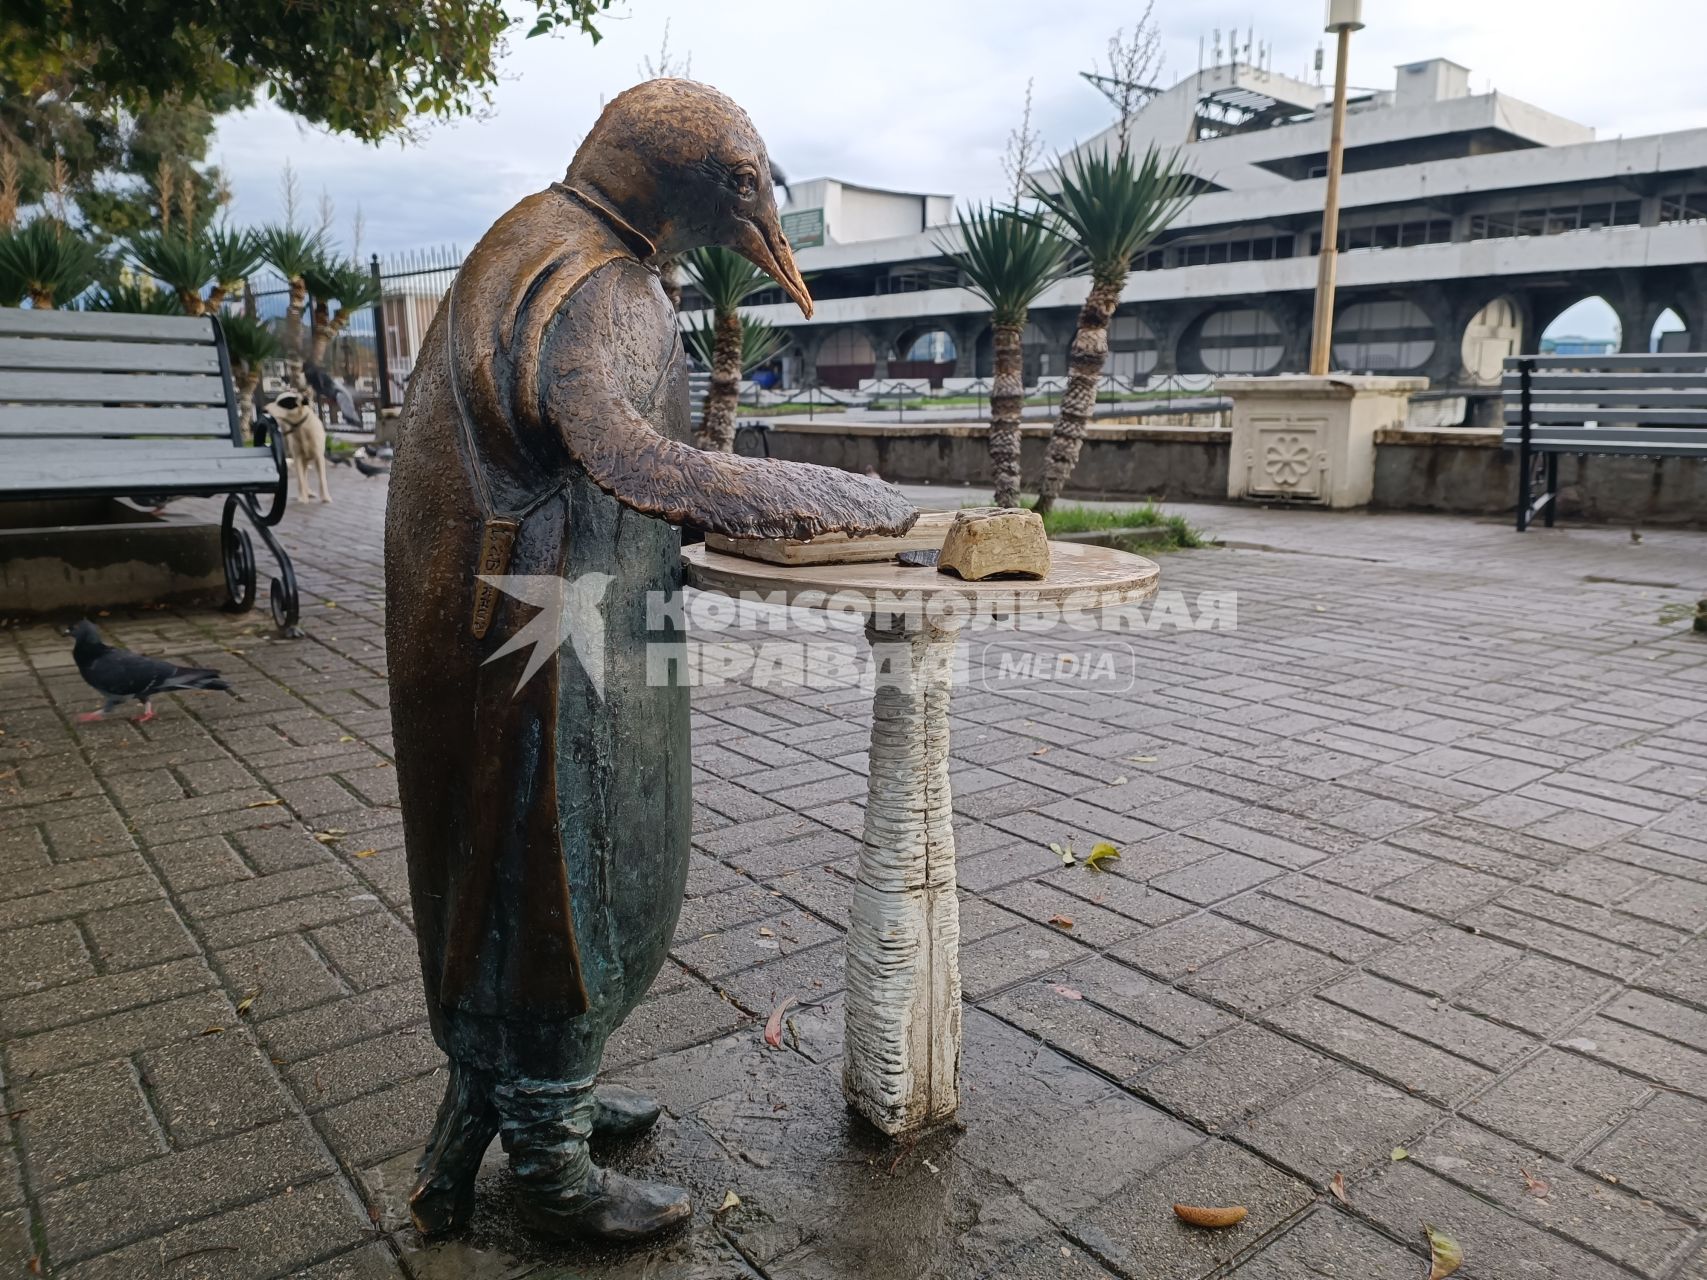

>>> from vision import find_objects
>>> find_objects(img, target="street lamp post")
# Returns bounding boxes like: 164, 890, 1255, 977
1308, 0, 1365, 376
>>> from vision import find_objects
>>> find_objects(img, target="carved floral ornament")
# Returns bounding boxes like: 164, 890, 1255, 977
1263, 433, 1317, 487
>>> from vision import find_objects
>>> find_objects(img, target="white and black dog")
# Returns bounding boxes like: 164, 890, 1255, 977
263, 392, 332, 503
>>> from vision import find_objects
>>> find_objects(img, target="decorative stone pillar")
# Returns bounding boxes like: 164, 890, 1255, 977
1219, 374, 1428, 507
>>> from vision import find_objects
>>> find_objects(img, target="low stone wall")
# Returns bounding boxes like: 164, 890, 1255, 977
0, 501, 226, 614
758, 421, 1707, 525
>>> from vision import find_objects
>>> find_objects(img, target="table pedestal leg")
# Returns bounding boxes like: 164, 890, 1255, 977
842, 620, 962, 1136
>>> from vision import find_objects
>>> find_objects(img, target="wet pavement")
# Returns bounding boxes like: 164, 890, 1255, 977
3, 477, 1706, 1279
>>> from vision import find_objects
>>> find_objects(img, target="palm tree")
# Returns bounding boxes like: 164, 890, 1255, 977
0, 219, 99, 308
939, 205, 1069, 507
84, 277, 183, 315
327, 262, 381, 352
258, 225, 327, 388
301, 255, 341, 365
130, 229, 216, 314
1025, 144, 1196, 516
682, 246, 776, 451
684, 313, 788, 395
220, 313, 280, 435
204, 226, 262, 312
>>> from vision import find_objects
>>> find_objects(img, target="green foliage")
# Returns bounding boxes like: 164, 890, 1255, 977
257, 225, 328, 281
205, 225, 261, 289
1026, 501, 1204, 549
682, 246, 773, 317
219, 311, 280, 371
129, 228, 215, 305
331, 262, 381, 314
301, 256, 342, 307
939, 203, 1069, 327
1026, 145, 1197, 287
0, 217, 99, 306
683, 314, 788, 375
1, 1, 617, 146
81, 278, 182, 314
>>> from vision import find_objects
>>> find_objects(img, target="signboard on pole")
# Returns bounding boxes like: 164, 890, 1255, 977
782, 208, 826, 249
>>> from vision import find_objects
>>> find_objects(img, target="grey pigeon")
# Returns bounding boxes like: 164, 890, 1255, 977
70, 620, 234, 724
355, 454, 390, 478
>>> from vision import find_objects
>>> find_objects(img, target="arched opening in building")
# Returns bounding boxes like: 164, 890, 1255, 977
891, 327, 957, 387
1192, 306, 1283, 374
1651, 306, 1691, 353
1540, 296, 1620, 356
1332, 298, 1437, 373
814, 328, 876, 390
1107, 311, 1160, 381
1460, 296, 1522, 384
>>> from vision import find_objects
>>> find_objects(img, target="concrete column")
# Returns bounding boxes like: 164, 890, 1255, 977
1275, 298, 1313, 373
865, 324, 894, 380
950, 319, 982, 377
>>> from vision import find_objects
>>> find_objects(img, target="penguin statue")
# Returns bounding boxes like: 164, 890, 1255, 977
383, 78, 917, 1243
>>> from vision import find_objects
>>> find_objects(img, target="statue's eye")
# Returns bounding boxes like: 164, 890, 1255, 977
734, 169, 758, 202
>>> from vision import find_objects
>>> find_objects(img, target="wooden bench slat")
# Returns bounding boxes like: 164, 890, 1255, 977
0, 406, 232, 437
0, 439, 278, 495
0, 310, 217, 344
1501, 373, 1707, 391
1501, 426, 1707, 455
1502, 407, 1707, 427
0, 337, 221, 375
0, 370, 228, 406
1497, 389, 1707, 410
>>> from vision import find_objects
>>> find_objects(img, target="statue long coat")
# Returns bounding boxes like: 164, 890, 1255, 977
385, 187, 692, 1080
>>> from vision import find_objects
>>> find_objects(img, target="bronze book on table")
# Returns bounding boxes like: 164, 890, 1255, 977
705, 509, 955, 565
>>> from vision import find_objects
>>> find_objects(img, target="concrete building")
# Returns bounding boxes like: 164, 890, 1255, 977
708, 56, 1707, 390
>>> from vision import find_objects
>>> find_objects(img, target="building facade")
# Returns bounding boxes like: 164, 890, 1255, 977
707, 57, 1707, 390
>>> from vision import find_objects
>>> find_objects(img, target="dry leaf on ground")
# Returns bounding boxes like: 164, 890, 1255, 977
313, 830, 346, 843
1049, 984, 1083, 1000
1424, 1224, 1462, 1279
718, 1190, 741, 1213
1519, 1166, 1550, 1198
1083, 842, 1121, 872
1173, 1204, 1247, 1228
235, 990, 260, 1017
1048, 914, 1075, 930
1391, 1146, 1408, 1161
1048, 841, 1077, 866
764, 997, 797, 1048
245, 798, 283, 809
1328, 1172, 1350, 1206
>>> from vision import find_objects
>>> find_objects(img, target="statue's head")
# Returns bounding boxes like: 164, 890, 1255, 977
565, 79, 812, 317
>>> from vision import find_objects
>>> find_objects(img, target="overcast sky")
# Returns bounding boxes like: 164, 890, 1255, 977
210, 0, 1707, 261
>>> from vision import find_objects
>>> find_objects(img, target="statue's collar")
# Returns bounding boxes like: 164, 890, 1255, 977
551, 182, 657, 260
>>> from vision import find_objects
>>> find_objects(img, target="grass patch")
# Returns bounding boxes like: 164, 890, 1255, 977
741, 402, 845, 417
868, 389, 1189, 411
963, 500, 1205, 550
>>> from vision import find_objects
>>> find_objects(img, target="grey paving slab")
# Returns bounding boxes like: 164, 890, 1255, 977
4, 484, 1707, 1276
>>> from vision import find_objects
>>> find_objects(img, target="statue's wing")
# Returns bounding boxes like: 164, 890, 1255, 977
538, 262, 918, 542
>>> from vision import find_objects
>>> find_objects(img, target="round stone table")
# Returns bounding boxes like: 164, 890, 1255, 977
683, 539, 1161, 1136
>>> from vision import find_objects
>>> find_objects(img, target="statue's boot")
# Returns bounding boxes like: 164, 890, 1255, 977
497, 1076, 691, 1243
411, 1066, 666, 1236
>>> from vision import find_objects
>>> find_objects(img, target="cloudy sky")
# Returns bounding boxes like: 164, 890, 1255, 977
211, 0, 1707, 264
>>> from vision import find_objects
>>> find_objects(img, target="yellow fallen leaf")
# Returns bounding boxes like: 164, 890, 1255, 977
245, 798, 283, 809
1048, 841, 1076, 866
1129, 755, 1159, 764
1424, 1224, 1462, 1279
1391, 1146, 1408, 1161
757, 926, 775, 938
236, 991, 260, 1017
338, 735, 356, 743
717, 1190, 741, 1213
352, 848, 378, 859
1083, 842, 1121, 872
200, 1025, 224, 1036
313, 830, 347, 844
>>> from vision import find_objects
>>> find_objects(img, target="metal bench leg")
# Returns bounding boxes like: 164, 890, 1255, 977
1543, 453, 1559, 528
221, 495, 304, 638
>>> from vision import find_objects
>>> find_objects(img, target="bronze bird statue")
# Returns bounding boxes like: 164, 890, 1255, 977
384, 78, 917, 1244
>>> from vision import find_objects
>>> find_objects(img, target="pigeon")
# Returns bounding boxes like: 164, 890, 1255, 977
355, 454, 390, 478
69, 620, 234, 724
305, 363, 363, 428
362, 443, 395, 461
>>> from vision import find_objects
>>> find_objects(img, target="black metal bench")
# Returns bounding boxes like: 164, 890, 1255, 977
1502, 353, 1707, 531
0, 308, 301, 632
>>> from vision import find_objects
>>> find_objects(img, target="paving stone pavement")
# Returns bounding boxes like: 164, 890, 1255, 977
3, 479, 1707, 1279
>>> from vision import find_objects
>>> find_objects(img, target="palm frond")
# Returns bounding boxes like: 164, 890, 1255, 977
301, 255, 342, 306
257, 225, 328, 280
220, 312, 280, 371
1025, 144, 1197, 284
0, 219, 100, 307
938, 203, 1070, 327
330, 262, 381, 314
683, 313, 788, 373
683, 245, 773, 315
205, 226, 263, 289
130, 229, 216, 302
82, 279, 183, 314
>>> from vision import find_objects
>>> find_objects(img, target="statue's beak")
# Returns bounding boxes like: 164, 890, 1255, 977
734, 212, 813, 319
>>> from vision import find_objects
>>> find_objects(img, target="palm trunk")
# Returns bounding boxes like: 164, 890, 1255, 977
236, 368, 260, 436
658, 255, 683, 310
206, 283, 229, 312
175, 288, 206, 316
696, 309, 743, 452
1033, 275, 1125, 518
284, 277, 309, 389
27, 288, 54, 308
989, 320, 1026, 507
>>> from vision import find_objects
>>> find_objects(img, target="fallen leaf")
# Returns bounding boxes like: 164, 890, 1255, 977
236, 990, 260, 1017
27, 1257, 41, 1275
757, 926, 775, 938
245, 798, 283, 809
1049, 984, 1083, 1001
1518, 1166, 1550, 1199
338, 735, 356, 743
313, 830, 347, 843
1129, 755, 1159, 764
1083, 842, 1121, 872
1328, 1172, 1350, 1206
201, 1025, 224, 1036
764, 997, 797, 1048
1173, 1204, 1247, 1229
1111, 775, 1128, 786
1556, 1037, 1598, 1052
1048, 841, 1077, 866
1391, 1146, 1409, 1162
1424, 1224, 1462, 1279
717, 1190, 741, 1213
1048, 914, 1075, 930
352, 848, 377, 859
323, 600, 339, 608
